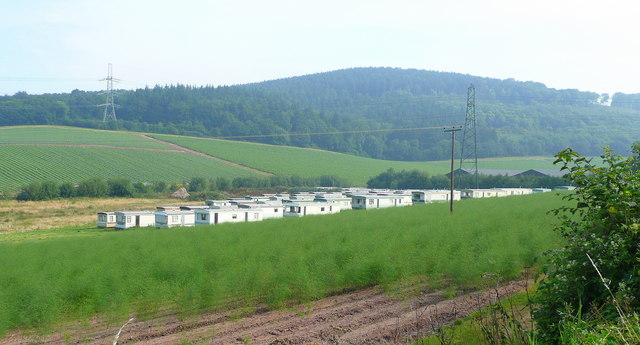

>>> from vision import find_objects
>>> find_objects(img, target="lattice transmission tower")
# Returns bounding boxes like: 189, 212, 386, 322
459, 84, 478, 188
99, 63, 119, 123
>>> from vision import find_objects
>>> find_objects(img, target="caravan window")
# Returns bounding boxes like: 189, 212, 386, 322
253, 213, 259, 219
171, 215, 179, 222
126, 216, 132, 223
109, 215, 114, 222
232, 214, 237, 219
200, 213, 207, 220
368, 199, 374, 205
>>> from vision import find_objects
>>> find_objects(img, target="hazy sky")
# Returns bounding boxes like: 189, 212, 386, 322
1, 0, 638, 96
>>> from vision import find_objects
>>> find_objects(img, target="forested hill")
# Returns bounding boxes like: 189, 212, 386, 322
1, 67, 639, 161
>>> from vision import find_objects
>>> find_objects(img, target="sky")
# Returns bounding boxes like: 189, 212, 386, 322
1, 0, 639, 96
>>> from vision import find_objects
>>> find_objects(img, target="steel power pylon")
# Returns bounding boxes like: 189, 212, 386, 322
99, 63, 119, 123
459, 84, 478, 188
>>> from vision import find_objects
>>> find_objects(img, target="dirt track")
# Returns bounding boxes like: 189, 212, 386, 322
1, 280, 529, 345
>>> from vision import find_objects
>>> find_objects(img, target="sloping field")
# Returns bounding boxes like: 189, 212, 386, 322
0, 193, 564, 335
152, 134, 559, 185
0, 126, 170, 149
0, 145, 258, 191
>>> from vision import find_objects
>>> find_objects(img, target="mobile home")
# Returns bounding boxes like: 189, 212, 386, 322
155, 210, 195, 228
254, 202, 285, 220
205, 200, 232, 207
283, 202, 341, 217
494, 188, 533, 196
194, 206, 263, 225
459, 189, 509, 199
313, 196, 352, 209
351, 194, 409, 210
115, 211, 156, 229
97, 212, 116, 228
411, 190, 461, 203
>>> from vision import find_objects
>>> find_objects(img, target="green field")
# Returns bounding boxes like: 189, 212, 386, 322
0, 193, 565, 334
0, 126, 170, 149
0, 125, 562, 191
152, 134, 559, 185
0, 145, 257, 191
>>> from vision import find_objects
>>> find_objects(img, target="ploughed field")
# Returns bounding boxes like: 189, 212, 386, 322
0, 125, 560, 191
0, 193, 565, 338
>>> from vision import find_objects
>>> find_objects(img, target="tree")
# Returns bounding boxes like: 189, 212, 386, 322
59, 182, 75, 198
215, 177, 231, 191
108, 178, 133, 197
40, 181, 60, 199
77, 178, 108, 197
534, 147, 640, 343
188, 177, 207, 192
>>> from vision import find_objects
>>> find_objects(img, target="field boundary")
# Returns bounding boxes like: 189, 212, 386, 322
139, 135, 274, 176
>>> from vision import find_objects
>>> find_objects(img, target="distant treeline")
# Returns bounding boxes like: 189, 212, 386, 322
15, 174, 349, 201
366, 168, 568, 189
1, 68, 639, 161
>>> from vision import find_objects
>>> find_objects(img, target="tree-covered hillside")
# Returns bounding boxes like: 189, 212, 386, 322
0, 67, 638, 160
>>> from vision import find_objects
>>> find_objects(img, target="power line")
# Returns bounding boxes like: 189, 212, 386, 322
212, 125, 455, 139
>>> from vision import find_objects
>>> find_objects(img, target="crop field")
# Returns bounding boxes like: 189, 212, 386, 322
0, 192, 565, 335
0, 126, 170, 149
152, 134, 560, 185
0, 145, 258, 191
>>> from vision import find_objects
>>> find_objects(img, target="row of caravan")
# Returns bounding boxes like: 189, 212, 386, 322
97, 187, 544, 229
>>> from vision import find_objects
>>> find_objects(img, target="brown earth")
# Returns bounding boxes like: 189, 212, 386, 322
0, 280, 530, 345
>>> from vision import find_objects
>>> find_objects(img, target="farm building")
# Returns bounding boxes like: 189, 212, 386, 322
283, 202, 342, 217
96, 212, 116, 228
155, 210, 196, 228
411, 190, 461, 204
459, 189, 509, 199
351, 194, 410, 210
195, 206, 263, 225
115, 211, 156, 229
513, 169, 566, 178
494, 188, 533, 196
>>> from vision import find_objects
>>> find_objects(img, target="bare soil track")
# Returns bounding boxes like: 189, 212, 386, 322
139, 135, 274, 176
1, 280, 529, 345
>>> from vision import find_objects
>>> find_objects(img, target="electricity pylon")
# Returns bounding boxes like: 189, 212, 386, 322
459, 84, 478, 188
99, 63, 119, 123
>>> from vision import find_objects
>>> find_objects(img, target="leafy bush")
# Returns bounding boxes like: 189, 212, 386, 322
59, 182, 75, 198
107, 178, 133, 197
77, 177, 108, 197
188, 177, 207, 192
534, 147, 640, 343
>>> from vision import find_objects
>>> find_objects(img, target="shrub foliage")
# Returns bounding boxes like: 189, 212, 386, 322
534, 146, 640, 343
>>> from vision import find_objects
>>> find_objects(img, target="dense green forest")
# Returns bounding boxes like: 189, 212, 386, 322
1, 67, 638, 160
